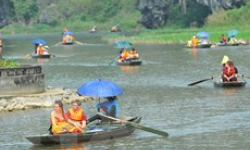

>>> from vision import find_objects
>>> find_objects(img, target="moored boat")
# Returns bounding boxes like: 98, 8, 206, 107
25, 116, 141, 145
32, 53, 51, 59
116, 59, 142, 66
186, 43, 212, 48
213, 80, 247, 87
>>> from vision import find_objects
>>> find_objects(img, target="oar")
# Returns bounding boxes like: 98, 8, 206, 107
74, 41, 84, 45
22, 54, 31, 59
109, 56, 119, 66
97, 113, 169, 137
188, 76, 213, 86
239, 74, 250, 79
54, 42, 62, 46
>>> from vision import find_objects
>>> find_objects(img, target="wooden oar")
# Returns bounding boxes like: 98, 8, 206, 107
109, 56, 119, 66
22, 54, 31, 59
74, 41, 84, 45
54, 42, 62, 46
97, 113, 169, 137
188, 76, 213, 86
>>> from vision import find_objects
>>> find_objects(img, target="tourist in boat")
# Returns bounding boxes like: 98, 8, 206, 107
200, 38, 208, 45
90, 26, 97, 33
222, 60, 237, 82
129, 48, 139, 59
43, 45, 50, 54
187, 39, 192, 47
229, 36, 238, 44
65, 100, 87, 129
0, 38, 2, 46
220, 34, 227, 44
62, 34, 75, 45
87, 96, 119, 123
62, 28, 68, 34
50, 100, 83, 134
36, 44, 44, 55
191, 36, 198, 48
119, 48, 131, 62
221, 55, 238, 79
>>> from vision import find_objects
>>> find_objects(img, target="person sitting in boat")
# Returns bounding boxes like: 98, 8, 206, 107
63, 35, 75, 44
200, 38, 208, 45
222, 60, 237, 82
50, 100, 83, 135
36, 44, 44, 55
0, 38, 2, 46
62, 28, 68, 34
229, 36, 238, 44
191, 36, 198, 48
65, 100, 88, 130
119, 48, 131, 62
43, 45, 50, 54
220, 34, 227, 44
87, 96, 119, 124
129, 48, 139, 59
90, 26, 97, 33
221, 55, 238, 79
187, 40, 192, 47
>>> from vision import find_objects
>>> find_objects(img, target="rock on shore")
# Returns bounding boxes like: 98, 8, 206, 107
0, 87, 93, 112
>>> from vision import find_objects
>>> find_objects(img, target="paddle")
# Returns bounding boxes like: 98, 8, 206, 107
97, 113, 169, 137
109, 56, 119, 66
74, 41, 84, 45
22, 54, 31, 59
188, 76, 213, 86
54, 42, 62, 46
239, 74, 250, 79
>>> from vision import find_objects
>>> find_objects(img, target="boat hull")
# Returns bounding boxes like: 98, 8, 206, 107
213, 81, 246, 87
186, 44, 212, 48
217, 43, 239, 46
32, 54, 51, 59
116, 59, 142, 66
26, 117, 141, 145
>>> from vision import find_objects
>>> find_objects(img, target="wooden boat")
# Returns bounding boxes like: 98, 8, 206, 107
116, 59, 142, 66
186, 43, 212, 48
216, 43, 239, 46
32, 53, 51, 59
25, 117, 141, 145
213, 80, 247, 87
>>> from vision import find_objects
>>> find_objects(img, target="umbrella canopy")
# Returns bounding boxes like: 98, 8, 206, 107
77, 79, 123, 97
63, 31, 74, 36
32, 39, 47, 45
196, 31, 210, 38
227, 29, 238, 37
113, 41, 133, 49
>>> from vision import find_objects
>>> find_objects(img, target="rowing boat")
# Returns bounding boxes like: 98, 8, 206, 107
213, 80, 247, 87
25, 116, 141, 145
186, 44, 212, 48
116, 59, 142, 66
32, 53, 51, 59
216, 43, 239, 46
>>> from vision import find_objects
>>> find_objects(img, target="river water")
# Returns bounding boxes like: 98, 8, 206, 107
0, 33, 250, 150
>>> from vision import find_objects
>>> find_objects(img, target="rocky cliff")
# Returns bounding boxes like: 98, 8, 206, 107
136, 0, 247, 29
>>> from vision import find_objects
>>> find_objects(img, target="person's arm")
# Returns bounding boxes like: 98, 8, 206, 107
51, 112, 59, 128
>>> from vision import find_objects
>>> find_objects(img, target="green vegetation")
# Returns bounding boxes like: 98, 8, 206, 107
0, 55, 20, 68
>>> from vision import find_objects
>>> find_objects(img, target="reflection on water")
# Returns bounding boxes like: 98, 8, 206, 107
120, 65, 139, 76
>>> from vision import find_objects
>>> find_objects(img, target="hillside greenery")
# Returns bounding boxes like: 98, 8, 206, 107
0, 0, 250, 43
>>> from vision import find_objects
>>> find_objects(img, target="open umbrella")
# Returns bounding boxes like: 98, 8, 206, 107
63, 31, 74, 36
77, 79, 122, 97
113, 41, 133, 49
227, 29, 238, 37
32, 39, 47, 45
196, 31, 210, 38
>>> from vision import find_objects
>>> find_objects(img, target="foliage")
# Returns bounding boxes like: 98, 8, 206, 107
0, 56, 20, 68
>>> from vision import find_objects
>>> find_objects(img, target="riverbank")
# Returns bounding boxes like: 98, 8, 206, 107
0, 86, 93, 112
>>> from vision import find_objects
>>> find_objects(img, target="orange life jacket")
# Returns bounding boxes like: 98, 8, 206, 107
68, 108, 85, 121
37, 46, 44, 55
121, 50, 130, 61
192, 38, 198, 47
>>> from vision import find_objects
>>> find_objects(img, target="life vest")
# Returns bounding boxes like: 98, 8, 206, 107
37, 46, 44, 55
121, 50, 130, 61
192, 38, 198, 47
68, 108, 85, 121
130, 50, 137, 55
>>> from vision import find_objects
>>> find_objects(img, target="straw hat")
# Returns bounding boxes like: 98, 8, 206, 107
221, 55, 230, 64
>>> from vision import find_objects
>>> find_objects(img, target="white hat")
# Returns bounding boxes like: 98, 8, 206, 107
221, 55, 230, 64
39, 44, 43, 46
44, 46, 49, 49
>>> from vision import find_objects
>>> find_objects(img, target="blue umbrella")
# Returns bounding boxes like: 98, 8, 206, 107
63, 31, 74, 36
227, 29, 238, 37
32, 39, 47, 45
113, 41, 133, 49
77, 79, 123, 97
196, 31, 210, 38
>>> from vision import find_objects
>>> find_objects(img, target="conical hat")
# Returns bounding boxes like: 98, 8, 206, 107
221, 55, 229, 64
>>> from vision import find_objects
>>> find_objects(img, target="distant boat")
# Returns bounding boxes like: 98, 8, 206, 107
32, 53, 51, 59
116, 59, 142, 66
